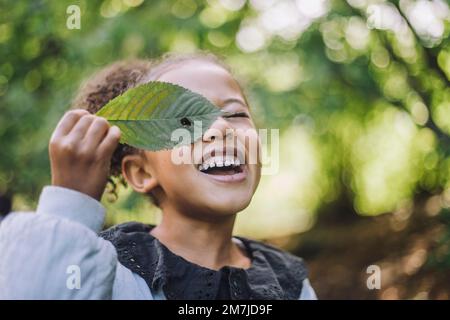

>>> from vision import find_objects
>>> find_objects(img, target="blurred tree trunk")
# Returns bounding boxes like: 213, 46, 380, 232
315, 188, 359, 226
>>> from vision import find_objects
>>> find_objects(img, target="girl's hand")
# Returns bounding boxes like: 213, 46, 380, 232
49, 109, 121, 201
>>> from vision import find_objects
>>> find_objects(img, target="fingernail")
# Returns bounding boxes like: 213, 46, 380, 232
112, 126, 121, 134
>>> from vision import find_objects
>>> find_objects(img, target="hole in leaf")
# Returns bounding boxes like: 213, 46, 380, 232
180, 117, 192, 127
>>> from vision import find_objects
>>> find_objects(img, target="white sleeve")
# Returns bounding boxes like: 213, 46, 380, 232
299, 278, 318, 300
0, 186, 118, 299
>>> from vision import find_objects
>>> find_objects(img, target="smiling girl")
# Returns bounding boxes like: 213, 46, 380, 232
0, 53, 316, 300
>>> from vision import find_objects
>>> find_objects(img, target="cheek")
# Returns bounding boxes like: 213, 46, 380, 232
152, 148, 199, 192
237, 128, 260, 165
148, 151, 181, 186
152, 146, 192, 170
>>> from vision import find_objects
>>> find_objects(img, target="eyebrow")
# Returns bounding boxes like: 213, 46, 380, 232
223, 98, 248, 108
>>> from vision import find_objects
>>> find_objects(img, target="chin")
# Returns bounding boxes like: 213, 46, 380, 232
204, 194, 253, 216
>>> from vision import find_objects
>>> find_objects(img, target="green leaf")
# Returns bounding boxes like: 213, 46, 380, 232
96, 81, 223, 151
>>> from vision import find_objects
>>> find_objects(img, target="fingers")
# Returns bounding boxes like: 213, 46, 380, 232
52, 109, 90, 139
83, 117, 110, 148
70, 114, 96, 141
98, 126, 121, 157
51, 109, 120, 161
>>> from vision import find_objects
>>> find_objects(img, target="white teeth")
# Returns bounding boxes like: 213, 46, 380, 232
224, 157, 236, 167
197, 156, 243, 171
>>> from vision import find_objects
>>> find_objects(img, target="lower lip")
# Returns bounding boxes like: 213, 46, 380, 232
198, 165, 248, 183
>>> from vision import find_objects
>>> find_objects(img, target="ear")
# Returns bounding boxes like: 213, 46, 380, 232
121, 153, 159, 194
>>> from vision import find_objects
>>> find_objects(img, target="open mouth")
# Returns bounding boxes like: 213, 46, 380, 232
196, 156, 247, 182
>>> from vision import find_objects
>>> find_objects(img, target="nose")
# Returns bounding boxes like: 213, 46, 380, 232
202, 116, 233, 142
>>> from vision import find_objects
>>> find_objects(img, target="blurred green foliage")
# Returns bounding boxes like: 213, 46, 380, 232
0, 0, 449, 238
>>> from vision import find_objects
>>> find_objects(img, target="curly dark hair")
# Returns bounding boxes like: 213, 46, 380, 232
71, 52, 234, 203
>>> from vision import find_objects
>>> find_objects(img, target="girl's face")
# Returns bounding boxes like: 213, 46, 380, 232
124, 60, 261, 217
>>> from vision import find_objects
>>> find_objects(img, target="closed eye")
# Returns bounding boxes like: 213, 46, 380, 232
223, 112, 249, 119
